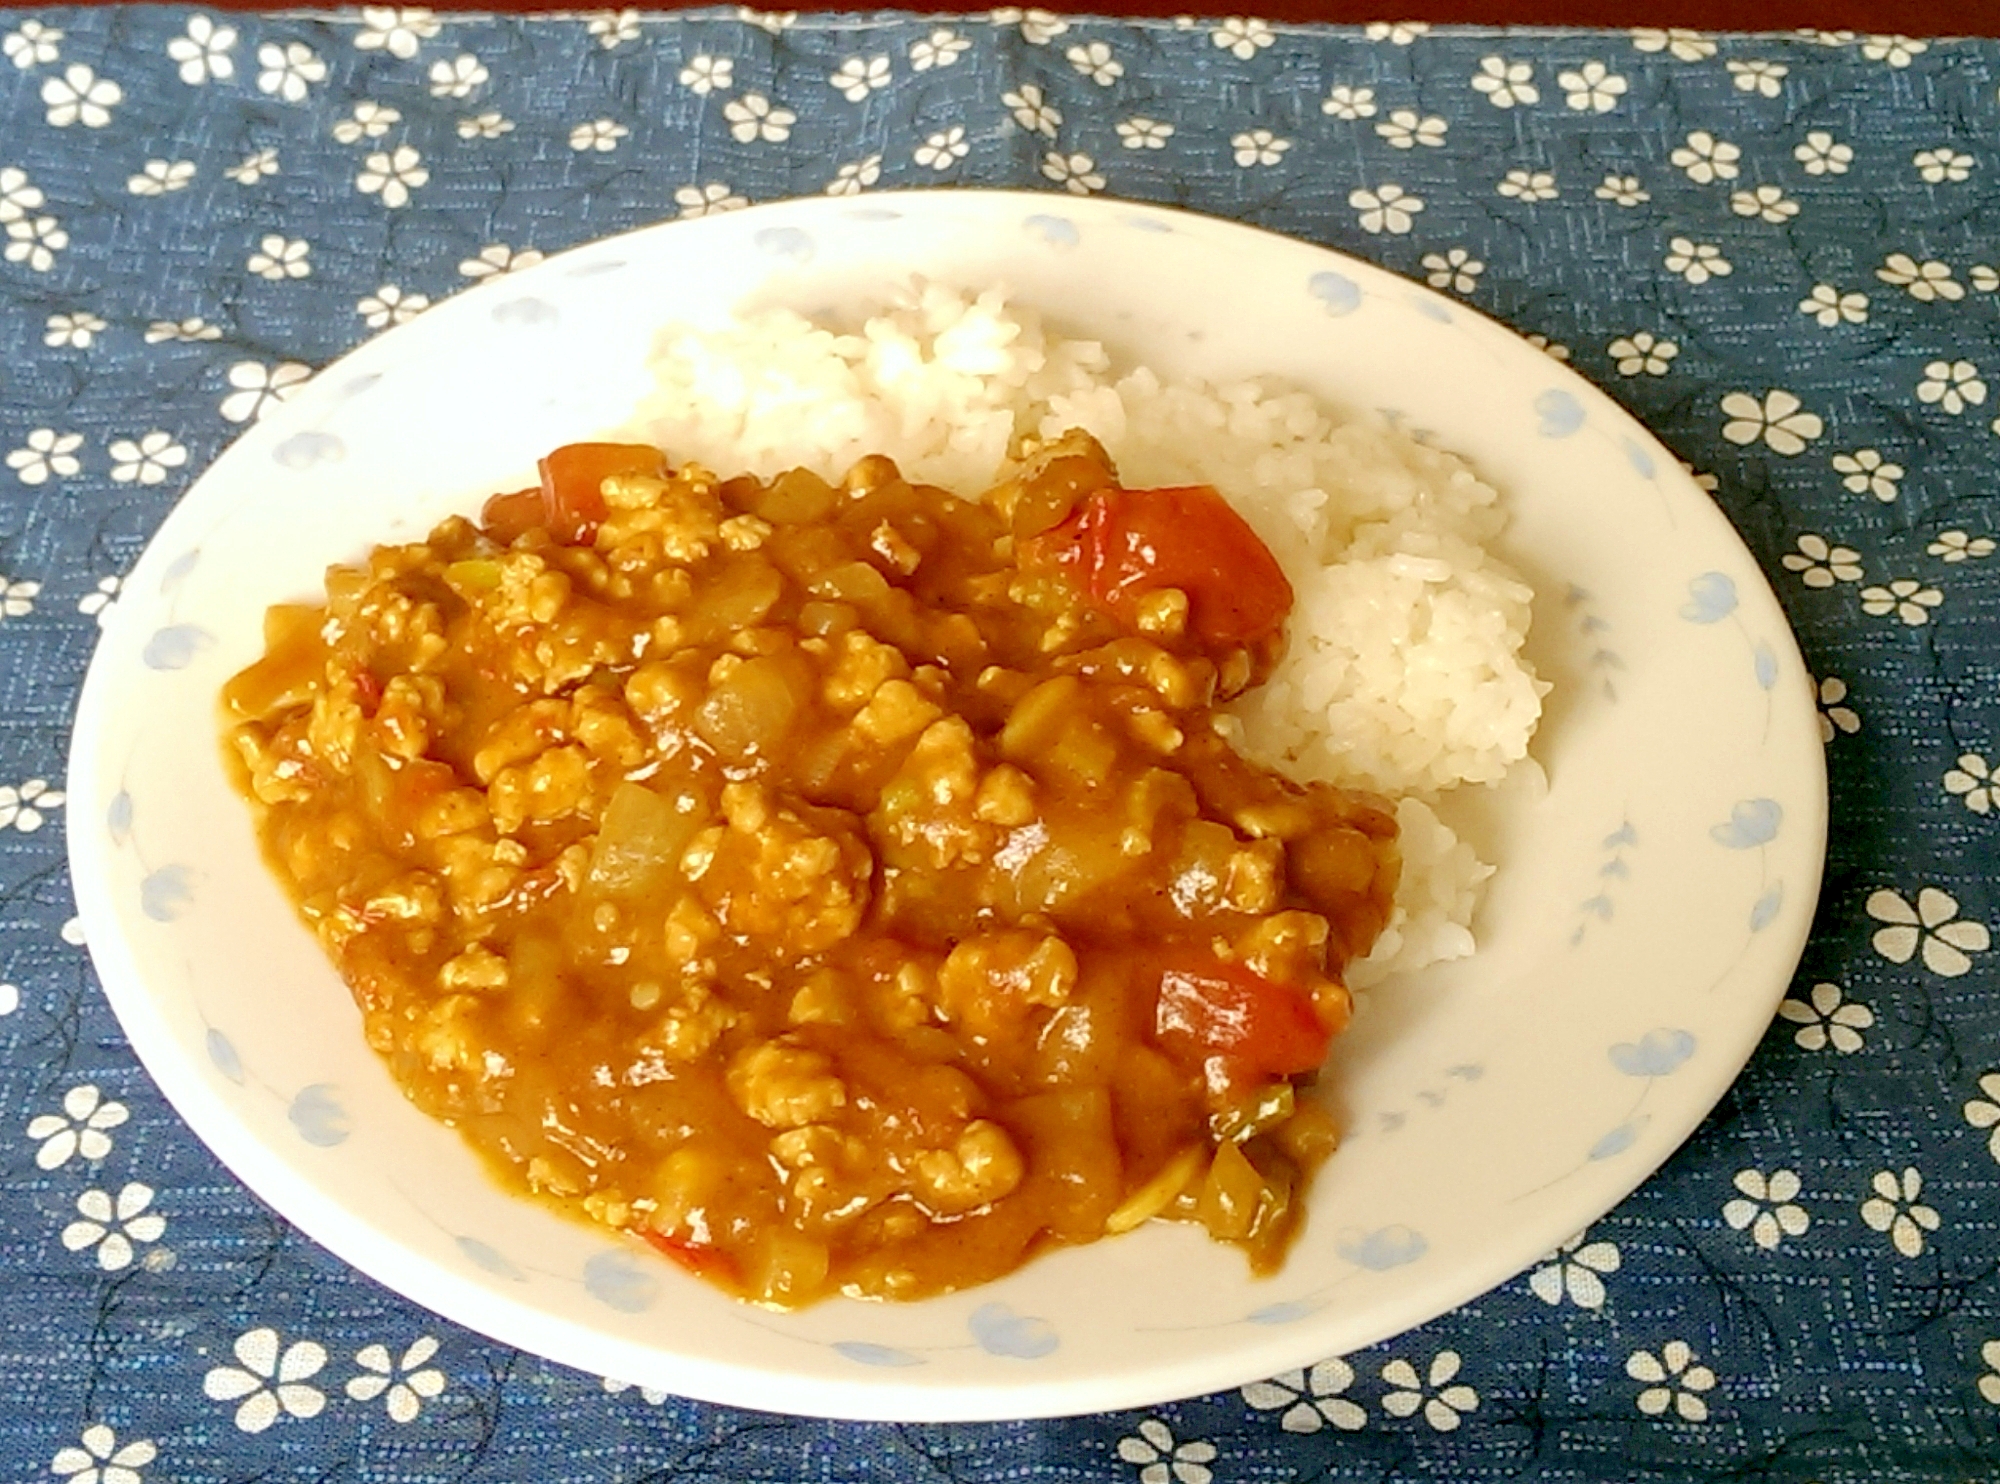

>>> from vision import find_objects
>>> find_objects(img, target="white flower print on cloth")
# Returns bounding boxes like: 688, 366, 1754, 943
42, 64, 121, 127
358, 285, 429, 328
587, 10, 640, 49
678, 54, 731, 94
1628, 1341, 1717, 1421
27, 1084, 127, 1169
167, 14, 234, 84
1558, 61, 1625, 112
1066, 41, 1123, 86
1375, 110, 1446, 149
331, 101, 400, 143
1423, 248, 1482, 293
1117, 1419, 1215, 1484
225, 148, 278, 184
1726, 59, 1788, 96
1965, 1074, 2000, 1161
1498, 169, 1557, 202
427, 53, 488, 100
1722, 1169, 1810, 1250
1799, 284, 1867, 326
1321, 84, 1376, 119
146, 317, 221, 343
1929, 531, 1995, 563
1609, 331, 1676, 375
1002, 84, 1060, 137
1350, 184, 1421, 234
353, 8, 439, 60
1364, 20, 1428, 43
109, 432, 188, 486
256, 42, 324, 103
724, 93, 794, 143
1979, 1341, 2000, 1406
829, 55, 889, 102
824, 155, 880, 195
909, 28, 968, 71
675, 183, 747, 217
456, 111, 512, 140
1242, 1359, 1365, 1432
601, 1376, 671, 1404
127, 159, 195, 196
1116, 117, 1173, 150
7, 212, 68, 271
79, 575, 120, 624
1858, 579, 1942, 626
1813, 676, 1860, 740
0, 981, 18, 1015
1041, 151, 1104, 195
1721, 390, 1820, 454
1631, 27, 1716, 61
50, 1425, 155, 1484
1777, 982, 1873, 1051
61, 1182, 166, 1271
219, 360, 312, 422
914, 127, 968, 171
1211, 17, 1274, 60
1470, 55, 1537, 107
1794, 130, 1853, 175
346, 1337, 446, 1422
1232, 130, 1289, 167
1861, 34, 1927, 67
1382, 1351, 1479, 1431
1731, 186, 1798, 223
1832, 448, 1902, 501
5, 18, 61, 68
1670, 130, 1740, 183
45, 310, 105, 347
1, 576, 41, 618
1877, 254, 1961, 302
1595, 173, 1649, 206
8, 427, 81, 484
1868, 888, 1989, 975
1528, 1231, 1621, 1308
1917, 360, 1985, 416
1665, 238, 1730, 285
204, 1328, 327, 1433
1914, 148, 1975, 184
1, 777, 64, 831
1944, 754, 1994, 814
736, 8, 797, 37
247, 235, 310, 280
992, 8, 1068, 46
1860, 1167, 1940, 1257
1973, 264, 2000, 293
356, 146, 426, 207
1781, 534, 1861, 588
459, 244, 542, 278
0, 164, 45, 220
568, 120, 627, 153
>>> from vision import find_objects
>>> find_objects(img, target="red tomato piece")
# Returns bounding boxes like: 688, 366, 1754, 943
479, 486, 544, 545
539, 443, 667, 545
1154, 962, 1331, 1082
641, 1228, 740, 1288
1028, 485, 1293, 652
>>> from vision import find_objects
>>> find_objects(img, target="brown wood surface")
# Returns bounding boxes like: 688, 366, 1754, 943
173, 0, 1989, 39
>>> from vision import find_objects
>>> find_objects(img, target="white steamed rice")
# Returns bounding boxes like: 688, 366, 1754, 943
634, 282, 1546, 987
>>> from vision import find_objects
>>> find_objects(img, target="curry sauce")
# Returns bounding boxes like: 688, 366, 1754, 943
222, 432, 1399, 1307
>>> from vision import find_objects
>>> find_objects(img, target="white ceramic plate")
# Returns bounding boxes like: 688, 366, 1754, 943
67, 190, 1825, 1421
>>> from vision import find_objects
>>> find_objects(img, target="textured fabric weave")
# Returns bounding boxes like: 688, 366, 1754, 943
0, 9, 1996, 1479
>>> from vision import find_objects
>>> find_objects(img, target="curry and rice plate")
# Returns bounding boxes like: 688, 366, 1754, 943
220, 286, 1543, 1308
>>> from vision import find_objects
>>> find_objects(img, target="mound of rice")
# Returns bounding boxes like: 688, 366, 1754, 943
636, 282, 1546, 987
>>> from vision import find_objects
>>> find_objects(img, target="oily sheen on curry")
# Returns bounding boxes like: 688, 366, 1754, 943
219, 433, 1399, 1309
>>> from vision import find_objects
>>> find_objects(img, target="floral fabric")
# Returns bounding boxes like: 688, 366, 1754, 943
0, 8, 1996, 1481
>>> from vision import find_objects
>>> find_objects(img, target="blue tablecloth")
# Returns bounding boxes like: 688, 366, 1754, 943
2, 8, 1997, 1479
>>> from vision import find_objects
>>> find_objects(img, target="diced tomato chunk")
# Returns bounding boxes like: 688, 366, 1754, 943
641, 1228, 741, 1287
1025, 484, 1293, 652
479, 443, 668, 546
1153, 961, 1331, 1083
